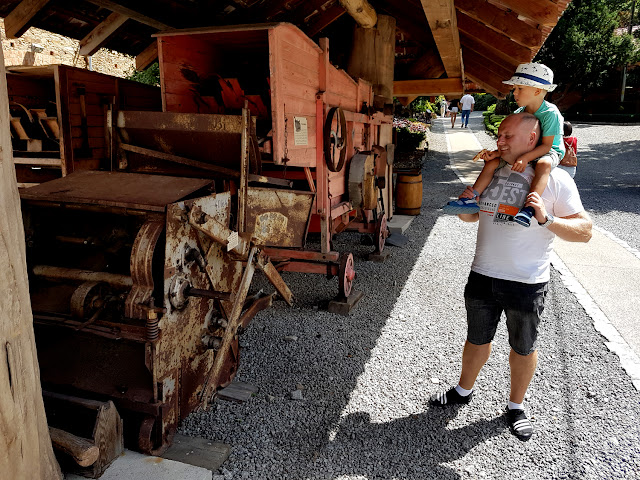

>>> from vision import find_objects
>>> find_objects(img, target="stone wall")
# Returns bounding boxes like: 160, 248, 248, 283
0, 19, 135, 78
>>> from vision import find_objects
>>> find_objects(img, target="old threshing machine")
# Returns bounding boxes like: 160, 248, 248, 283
19, 22, 393, 455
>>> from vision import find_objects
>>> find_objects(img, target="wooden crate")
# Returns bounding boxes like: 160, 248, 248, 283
6, 65, 161, 188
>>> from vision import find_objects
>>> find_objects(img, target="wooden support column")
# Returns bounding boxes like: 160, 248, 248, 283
339, 0, 377, 28
347, 15, 396, 108
0, 46, 62, 480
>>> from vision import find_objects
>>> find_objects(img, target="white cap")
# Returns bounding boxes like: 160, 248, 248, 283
503, 63, 557, 92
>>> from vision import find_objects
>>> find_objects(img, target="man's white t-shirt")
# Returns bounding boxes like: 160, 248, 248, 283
459, 94, 475, 111
471, 164, 584, 284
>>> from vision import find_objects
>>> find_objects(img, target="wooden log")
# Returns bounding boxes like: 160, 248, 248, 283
49, 428, 99, 467
346, 15, 396, 107
0, 41, 63, 480
339, 0, 377, 28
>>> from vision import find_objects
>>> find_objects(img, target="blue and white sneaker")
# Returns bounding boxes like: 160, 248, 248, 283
513, 206, 535, 227
442, 198, 479, 214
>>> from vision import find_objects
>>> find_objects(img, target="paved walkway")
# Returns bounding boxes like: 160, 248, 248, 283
441, 118, 640, 390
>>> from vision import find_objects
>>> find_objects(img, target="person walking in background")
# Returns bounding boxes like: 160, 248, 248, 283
430, 113, 592, 441
441, 99, 447, 118
559, 121, 577, 178
459, 93, 475, 128
449, 100, 459, 128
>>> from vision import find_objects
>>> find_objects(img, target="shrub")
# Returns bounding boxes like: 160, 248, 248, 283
472, 93, 497, 111
483, 113, 506, 136
395, 127, 426, 151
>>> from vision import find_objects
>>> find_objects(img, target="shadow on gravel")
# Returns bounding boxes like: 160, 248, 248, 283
329, 408, 506, 478
573, 137, 640, 215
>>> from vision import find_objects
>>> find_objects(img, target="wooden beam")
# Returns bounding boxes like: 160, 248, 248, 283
457, 13, 534, 65
305, 4, 346, 37
339, 0, 377, 28
464, 63, 511, 96
420, 0, 462, 77
491, 0, 561, 27
0, 43, 63, 480
459, 32, 520, 72
4, 0, 51, 38
408, 49, 446, 79
463, 47, 515, 81
79, 12, 128, 56
86, 0, 171, 30
465, 72, 506, 98
394, 78, 464, 96
397, 96, 419, 106
455, 0, 542, 48
135, 41, 158, 71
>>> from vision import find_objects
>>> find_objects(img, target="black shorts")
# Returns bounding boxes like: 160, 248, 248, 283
464, 271, 548, 355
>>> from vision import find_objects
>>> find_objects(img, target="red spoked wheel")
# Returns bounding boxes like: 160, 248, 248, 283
338, 252, 355, 298
324, 107, 347, 172
375, 214, 388, 254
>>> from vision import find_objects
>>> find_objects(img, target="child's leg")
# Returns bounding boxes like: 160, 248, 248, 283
529, 157, 552, 197
513, 157, 552, 227
466, 159, 501, 198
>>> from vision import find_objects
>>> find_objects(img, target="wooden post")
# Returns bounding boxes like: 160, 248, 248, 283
346, 14, 396, 109
0, 46, 62, 479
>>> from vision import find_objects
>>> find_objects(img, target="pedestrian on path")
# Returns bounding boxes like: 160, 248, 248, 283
449, 100, 459, 128
459, 93, 474, 128
430, 113, 593, 441
559, 121, 578, 178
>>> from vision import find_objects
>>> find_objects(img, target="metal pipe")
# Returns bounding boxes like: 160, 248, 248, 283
32, 265, 133, 287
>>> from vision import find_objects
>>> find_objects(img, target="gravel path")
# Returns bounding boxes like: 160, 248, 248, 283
180, 115, 640, 480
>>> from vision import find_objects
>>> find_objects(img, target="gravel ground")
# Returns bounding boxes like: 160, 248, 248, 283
179, 114, 640, 479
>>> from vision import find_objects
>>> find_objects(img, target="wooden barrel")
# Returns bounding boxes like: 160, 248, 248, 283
395, 171, 423, 215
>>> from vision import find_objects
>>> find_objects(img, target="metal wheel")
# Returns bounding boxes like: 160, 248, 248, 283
324, 107, 347, 172
338, 252, 355, 298
374, 214, 388, 254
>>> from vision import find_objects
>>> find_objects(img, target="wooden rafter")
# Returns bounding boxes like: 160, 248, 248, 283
79, 12, 128, 56
465, 72, 505, 98
4, 0, 51, 38
86, 0, 171, 30
464, 63, 510, 96
305, 4, 346, 37
457, 13, 534, 65
463, 49, 513, 83
408, 49, 446, 79
394, 77, 463, 96
135, 41, 158, 71
460, 33, 520, 72
491, 0, 561, 27
455, 0, 542, 48
420, 0, 462, 78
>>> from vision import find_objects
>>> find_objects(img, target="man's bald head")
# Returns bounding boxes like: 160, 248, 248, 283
496, 113, 541, 164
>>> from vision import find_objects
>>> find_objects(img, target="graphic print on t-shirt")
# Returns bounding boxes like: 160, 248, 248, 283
478, 169, 531, 224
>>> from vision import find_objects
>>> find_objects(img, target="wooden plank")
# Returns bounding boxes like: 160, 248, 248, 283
0, 42, 63, 480
462, 48, 515, 82
4, 0, 51, 38
305, 4, 346, 37
460, 33, 520, 71
135, 41, 158, 71
420, 0, 462, 77
465, 67, 510, 97
86, 0, 171, 30
13, 157, 61, 167
492, 0, 561, 26
394, 78, 464, 96
79, 12, 128, 56
49, 427, 99, 467
455, 0, 542, 48
120, 143, 240, 177
457, 13, 535, 64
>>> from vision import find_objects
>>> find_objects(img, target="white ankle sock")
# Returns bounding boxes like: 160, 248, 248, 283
455, 385, 473, 397
508, 400, 524, 411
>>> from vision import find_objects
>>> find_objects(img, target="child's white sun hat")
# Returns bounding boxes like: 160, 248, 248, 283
503, 63, 557, 91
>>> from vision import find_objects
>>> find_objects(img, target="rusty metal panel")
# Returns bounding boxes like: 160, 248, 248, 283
245, 187, 315, 248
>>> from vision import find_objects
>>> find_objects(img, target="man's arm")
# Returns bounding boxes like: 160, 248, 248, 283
526, 192, 593, 242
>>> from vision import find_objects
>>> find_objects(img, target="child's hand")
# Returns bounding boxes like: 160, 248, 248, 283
511, 155, 528, 173
472, 149, 500, 163
459, 186, 478, 199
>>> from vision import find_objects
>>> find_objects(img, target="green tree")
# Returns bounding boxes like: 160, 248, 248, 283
536, 0, 640, 99
127, 62, 160, 86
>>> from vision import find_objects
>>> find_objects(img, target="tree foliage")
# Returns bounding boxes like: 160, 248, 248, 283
536, 0, 640, 96
127, 62, 160, 86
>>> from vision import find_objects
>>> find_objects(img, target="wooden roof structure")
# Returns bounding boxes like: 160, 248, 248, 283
1, 0, 571, 100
